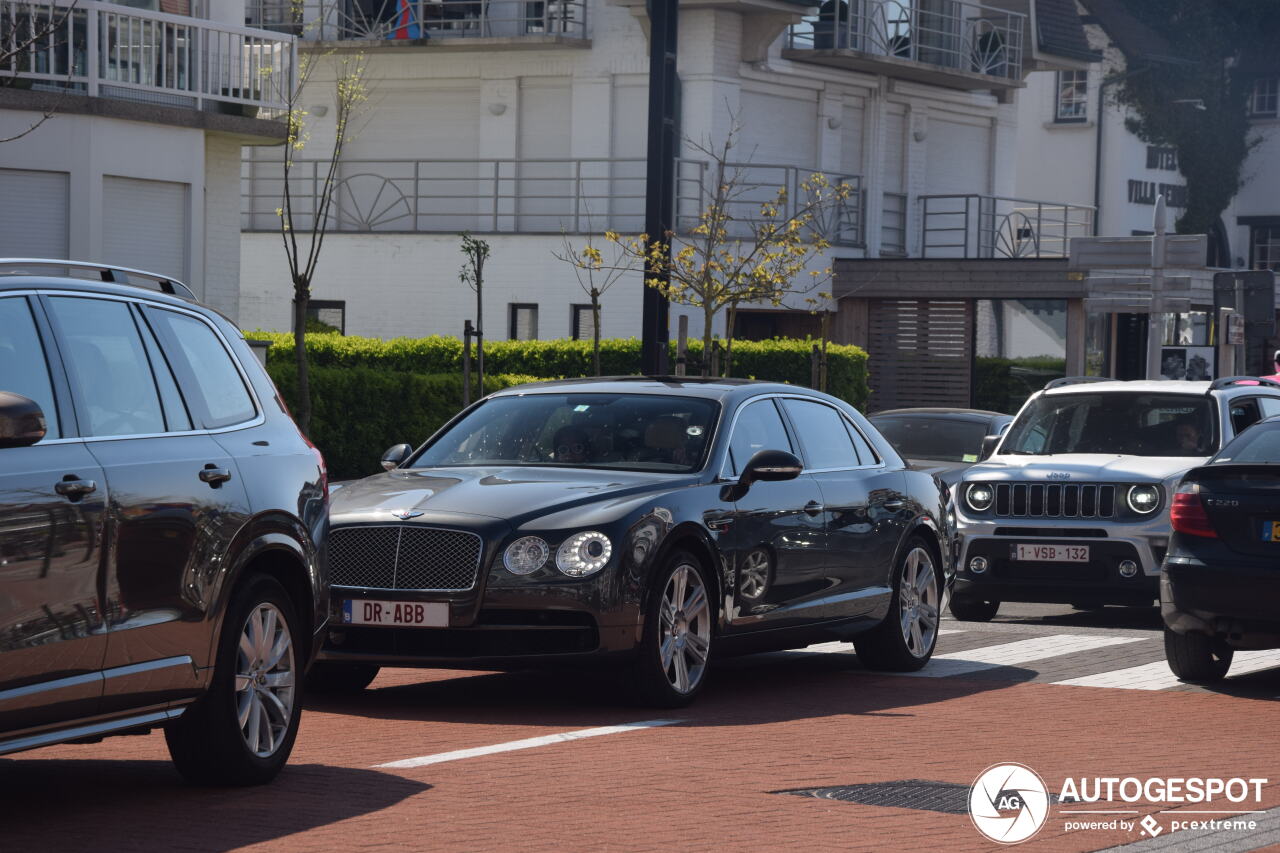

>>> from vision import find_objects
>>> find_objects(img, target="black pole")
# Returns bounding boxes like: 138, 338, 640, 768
641, 0, 678, 376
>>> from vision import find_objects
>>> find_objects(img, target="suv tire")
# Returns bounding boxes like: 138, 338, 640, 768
949, 594, 1000, 622
1164, 627, 1233, 683
307, 662, 380, 693
166, 575, 304, 786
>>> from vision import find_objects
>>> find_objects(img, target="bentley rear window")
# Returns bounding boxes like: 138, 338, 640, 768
412, 393, 719, 472
1001, 392, 1216, 457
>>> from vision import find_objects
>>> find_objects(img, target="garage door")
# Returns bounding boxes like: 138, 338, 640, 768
0, 169, 69, 259
102, 176, 189, 281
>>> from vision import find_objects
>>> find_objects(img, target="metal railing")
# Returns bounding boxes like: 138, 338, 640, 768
241, 156, 864, 246
787, 0, 1024, 81
880, 191, 907, 256
0, 0, 294, 112
920, 194, 1094, 259
245, 0, 587, 41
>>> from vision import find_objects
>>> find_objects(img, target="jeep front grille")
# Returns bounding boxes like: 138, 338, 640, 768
994, 483, 1116, 519
328, 525, 482, 591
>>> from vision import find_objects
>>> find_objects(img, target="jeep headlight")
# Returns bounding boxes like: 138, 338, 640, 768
556, 531, 612, 577
1127, 484, 1161, 515
965, 482, 994, 512
504, 536, 550, 575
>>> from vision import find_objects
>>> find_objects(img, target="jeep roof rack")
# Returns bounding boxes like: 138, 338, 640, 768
0, 258, 196, 301
1044, 376, 1113, 390
1208, 376, 1280, 392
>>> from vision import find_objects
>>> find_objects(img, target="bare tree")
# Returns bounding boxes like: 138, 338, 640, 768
276, 51, 370, 434
459, 232, 490, 398
551, 229, 639, 375
0, 0, 80, 143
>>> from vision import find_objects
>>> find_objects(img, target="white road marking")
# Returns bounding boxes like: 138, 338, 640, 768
899, 633, 1149, 678
801, 629, 966, 655
374, 719, 683, 769
1054, 649, 1280, 690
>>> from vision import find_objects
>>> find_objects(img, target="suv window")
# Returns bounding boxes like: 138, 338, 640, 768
1260, 397, 1280, 419
1002, 392, 1215, 457
728, 399, 792, 476
1231, 398, 1264, 435
0, 296, 61, 439
146, 308, 256, 429
47, 296, 166, 437
782, 398, 859, 469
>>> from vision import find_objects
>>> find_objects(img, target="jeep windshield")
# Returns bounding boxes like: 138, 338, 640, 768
1000, 392, 1216, 457
411, 393, 719, 473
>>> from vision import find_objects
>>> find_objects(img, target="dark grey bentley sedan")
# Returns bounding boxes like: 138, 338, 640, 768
314, 377, 952, 706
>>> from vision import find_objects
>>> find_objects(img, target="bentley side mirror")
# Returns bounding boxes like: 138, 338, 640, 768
724, 449, 803, 500
380, 443, 412, 471
0, 391, 46, 449
980, 434, 1002, 461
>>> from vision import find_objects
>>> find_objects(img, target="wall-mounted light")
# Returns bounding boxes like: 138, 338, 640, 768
488, 102, 508, 116
827, 115, 842, 130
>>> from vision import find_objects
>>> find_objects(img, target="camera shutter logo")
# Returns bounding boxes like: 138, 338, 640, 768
969, 763, 1051, 844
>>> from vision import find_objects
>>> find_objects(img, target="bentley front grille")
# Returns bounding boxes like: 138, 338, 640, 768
328, 525, 482, 591
993, 483, 1116, 519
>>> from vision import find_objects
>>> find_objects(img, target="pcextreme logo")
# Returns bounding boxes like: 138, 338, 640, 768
969, 763, 1051, 844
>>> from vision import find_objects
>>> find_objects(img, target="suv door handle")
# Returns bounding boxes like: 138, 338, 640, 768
883, 499, 906, 511
54, 475, 97, 500
199, 465, 232, 486
804, 500, 825, 517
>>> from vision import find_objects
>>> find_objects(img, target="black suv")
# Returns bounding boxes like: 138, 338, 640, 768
0, 260, 327, 785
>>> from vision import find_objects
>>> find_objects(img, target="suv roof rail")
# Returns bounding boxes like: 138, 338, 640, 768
1208, 376, 1280, 391
1044, 376, 1112, 390
0, 258, 196, 301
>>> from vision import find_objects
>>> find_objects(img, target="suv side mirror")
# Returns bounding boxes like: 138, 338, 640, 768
0, 391, 47, 448
980, 434, 1002, 461
381, 443, 412, 471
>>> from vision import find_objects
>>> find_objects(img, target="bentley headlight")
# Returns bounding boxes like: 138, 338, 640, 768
556, 531, 612, 577
965, 482, 994, 512
1127, 484, 1160, 515
504, 536, 550, 575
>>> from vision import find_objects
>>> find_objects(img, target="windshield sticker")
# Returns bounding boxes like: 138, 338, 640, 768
962, 453, 978, 462
687, 425, 704, 436
573, 404, 590, 412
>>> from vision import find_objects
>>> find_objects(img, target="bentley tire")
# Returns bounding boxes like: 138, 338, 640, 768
856, 538, 941, 672
629, 551, 713, 707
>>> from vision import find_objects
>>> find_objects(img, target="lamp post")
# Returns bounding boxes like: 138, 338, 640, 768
640, 0, 679, 376
1146, 194, 1167, 380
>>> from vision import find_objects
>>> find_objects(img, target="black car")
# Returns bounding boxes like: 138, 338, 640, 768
869, 408, 1014, 486
1162, 416, 1280, 682
315, 378, 952, 706
0, 260, 327, 785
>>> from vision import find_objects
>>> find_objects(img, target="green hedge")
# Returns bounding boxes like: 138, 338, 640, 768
251, 332, 869, 409
974, 356, 1066, 414
267, 364, 537, 479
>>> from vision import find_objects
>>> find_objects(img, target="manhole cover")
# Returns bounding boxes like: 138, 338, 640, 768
775, 780, 972, 815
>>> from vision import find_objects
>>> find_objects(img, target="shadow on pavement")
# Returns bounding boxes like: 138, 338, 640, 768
987, 604, 1164, 631
0, 760, 431, 850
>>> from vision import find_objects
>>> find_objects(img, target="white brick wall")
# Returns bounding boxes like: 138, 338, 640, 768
203, 135, 244, 320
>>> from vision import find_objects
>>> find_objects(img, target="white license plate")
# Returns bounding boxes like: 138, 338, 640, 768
1011, 544, 1090, 563
342, 599, 449, 628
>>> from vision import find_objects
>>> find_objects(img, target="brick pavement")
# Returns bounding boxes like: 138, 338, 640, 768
4, 657, 1279, 853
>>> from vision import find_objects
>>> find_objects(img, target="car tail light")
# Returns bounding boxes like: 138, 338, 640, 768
1170, 485, 1216, 538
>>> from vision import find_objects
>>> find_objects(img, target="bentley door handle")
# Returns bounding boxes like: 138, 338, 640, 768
883, 499, 906, 511
54, 476, 97, 500
803, 501, 825, 517
199, 465, 232, 486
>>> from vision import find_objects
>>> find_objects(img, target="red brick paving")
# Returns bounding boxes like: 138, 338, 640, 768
3, 659, 1279, 852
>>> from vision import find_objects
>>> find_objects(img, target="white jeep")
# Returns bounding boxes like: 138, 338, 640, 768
950, 377, 1280, 620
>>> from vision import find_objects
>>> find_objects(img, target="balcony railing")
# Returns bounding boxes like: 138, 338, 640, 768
920, 195, 1094, 259
245, 0, 587, 42
241, 156, 864, 246
881, 192, 907, 256
0, 0, 294, 113
787, 0, 1024, 82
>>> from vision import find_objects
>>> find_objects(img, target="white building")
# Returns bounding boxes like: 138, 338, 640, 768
238, 0, 1097, 343
0, 0, 293, 318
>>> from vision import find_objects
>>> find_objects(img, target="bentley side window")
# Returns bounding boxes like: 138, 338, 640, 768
781, 398, 859, 470
727, 400, 792, 476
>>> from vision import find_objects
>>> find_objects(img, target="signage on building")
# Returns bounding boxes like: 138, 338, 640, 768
1146, 146, 1178, 171
1128, 180, 1188, 208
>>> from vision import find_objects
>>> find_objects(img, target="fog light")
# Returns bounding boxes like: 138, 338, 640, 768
1118, 559, 1138, 578
969, 556, 989, 574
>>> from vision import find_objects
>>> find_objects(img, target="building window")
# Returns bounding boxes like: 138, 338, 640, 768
571, 304, 596, 341
1252, 225, 1280, 271
296, 299, 345, 334
1249, 77, 1279, 119
1055, 70, 1088, 123
509, 303, 539, 340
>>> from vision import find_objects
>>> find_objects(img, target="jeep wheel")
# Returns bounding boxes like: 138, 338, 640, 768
1164, 627, 1233, 683
165, 575, 303, 786
949, 594, 1000, 622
